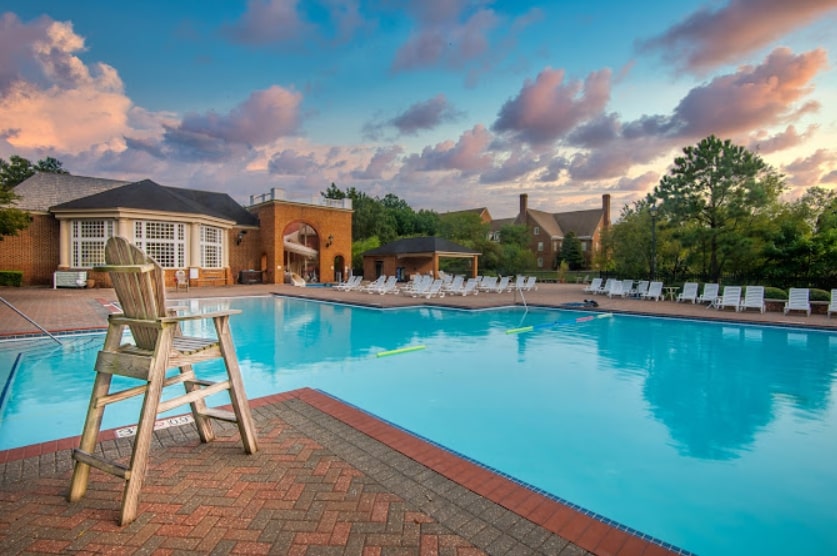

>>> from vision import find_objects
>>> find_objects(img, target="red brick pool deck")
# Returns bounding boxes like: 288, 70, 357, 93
1, 283, 833, 555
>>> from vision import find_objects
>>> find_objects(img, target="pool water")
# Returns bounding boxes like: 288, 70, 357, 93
2, 296, 836, 555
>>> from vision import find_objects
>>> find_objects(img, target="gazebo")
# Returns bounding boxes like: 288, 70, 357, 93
362, 237, 480, 281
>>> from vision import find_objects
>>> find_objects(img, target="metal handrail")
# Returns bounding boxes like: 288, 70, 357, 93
0, 296, 62, 345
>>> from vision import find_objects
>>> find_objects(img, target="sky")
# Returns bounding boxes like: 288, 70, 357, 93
1, 0, 836, 218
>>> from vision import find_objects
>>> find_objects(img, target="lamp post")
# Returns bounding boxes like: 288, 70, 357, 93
649, 205, 658, 281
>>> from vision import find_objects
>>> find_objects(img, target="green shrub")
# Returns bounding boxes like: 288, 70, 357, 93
0, 271, 23, 287
810, 288, 830, 302
763, 286, 787, 300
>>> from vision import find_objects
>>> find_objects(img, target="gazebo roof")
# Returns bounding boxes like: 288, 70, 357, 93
363, 237, 480, 257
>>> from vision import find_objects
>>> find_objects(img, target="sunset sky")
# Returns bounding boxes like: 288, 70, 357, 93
1, 1, 836, 218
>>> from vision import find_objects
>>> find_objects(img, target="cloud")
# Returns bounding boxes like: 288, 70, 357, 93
152, 86, 303, 161
823, 170, 837, 184
391, 8, 499, 72
783, 149, 837, 187
221, 0, 310, 45
748, 124, 819, 154
492, 68, 611, 146
268, 149, 321, 175
399, 124, 494, 175
363, 94, 464, 139
669, 48, 827, 138
350, 145, 403, 179
0, 15, 131, 154
611, 171, 660, 192
479, 149, 543, 184
637, 0, 837, 72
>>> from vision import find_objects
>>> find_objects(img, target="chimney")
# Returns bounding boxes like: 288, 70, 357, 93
602, 194, 611, 228
519, 193, 528, 222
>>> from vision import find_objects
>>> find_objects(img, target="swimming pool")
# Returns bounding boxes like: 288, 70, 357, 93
1, 295, 836, 555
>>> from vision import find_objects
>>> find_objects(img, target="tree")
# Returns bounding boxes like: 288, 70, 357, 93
652, 135, 784, 281
0, 155, 69, 239
0, 155, 68, 189
437, 212, 488, 248
559, 231, 584, 270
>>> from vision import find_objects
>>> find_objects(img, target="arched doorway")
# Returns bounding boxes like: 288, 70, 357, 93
281, 221, 319, 283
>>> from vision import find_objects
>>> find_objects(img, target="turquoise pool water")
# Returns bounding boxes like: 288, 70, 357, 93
1, 296, 836, 555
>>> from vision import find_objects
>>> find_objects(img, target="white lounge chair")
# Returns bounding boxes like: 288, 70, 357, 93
451, 277, 480, 296
739, 286, 765, 313
443, 275, 464, 293
513, 275, 527, 290
479, 276, 498, 293
423, 279, 445, 298
632, 280, 649, 298
829, 289, 837, 318
334, 275, 361, 291
642, 281, 663, 301
595, 278, 614, 295
358, 275, 386, 292
493, 276, 512, 293
522, 276, 537, 291
407, 276, 434, 297
697, 283, 719, 305
784, 288, 810, 316
716, 286, 742, 311
677, 282, 699, 303
607, 280, 625, 298
621, 279, 634, 296
367, 275, 398, 294
583, 277, 602, 293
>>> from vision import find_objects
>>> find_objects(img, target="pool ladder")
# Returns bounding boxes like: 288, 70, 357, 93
0, 296, 62, 345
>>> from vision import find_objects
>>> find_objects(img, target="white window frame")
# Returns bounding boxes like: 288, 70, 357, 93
70, 219, 116, 268
537, 257, 544, 268
537, 241, 544, 252
533, 226, 540, 235
134, 221, 186, 268
200, 225, 224, 268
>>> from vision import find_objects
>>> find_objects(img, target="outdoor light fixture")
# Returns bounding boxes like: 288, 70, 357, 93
326, 234, 334, 248
236, 230, 247, 246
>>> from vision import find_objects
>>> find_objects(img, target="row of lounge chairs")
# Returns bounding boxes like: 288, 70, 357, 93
333, 274, 538, 298
583, 278, 665, 301
584, 278, 836, 317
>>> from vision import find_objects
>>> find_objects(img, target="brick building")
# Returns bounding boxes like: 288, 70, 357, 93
490, 193, 611, 269
3, 174, 352, 287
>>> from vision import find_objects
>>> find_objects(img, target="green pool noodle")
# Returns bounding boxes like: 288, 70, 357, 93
505, 326, 534, 334
376, 345, 426, 357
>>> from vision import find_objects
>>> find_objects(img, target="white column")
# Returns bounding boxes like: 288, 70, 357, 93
190, 224, 201, 268
58, 220, 70, 268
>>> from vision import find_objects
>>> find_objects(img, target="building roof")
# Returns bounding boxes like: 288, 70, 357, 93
13, 173, 129, 212
488, 217, 515, 232
554, 209, 603, 238
363, 236, 480, 257
442, 207, 493, 223
524, 209, 564, 238
49, 178, 259, 226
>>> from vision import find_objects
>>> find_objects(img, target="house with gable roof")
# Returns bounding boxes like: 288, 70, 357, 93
4, 173, 352, 287
489, 193, 611, 270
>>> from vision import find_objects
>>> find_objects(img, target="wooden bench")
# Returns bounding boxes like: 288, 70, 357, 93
54, 271, 88, 289
198, 269, 227, 287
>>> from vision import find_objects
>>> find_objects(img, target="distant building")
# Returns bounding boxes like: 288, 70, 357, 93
362, 236, 480, 281
489, 193, 611, 269
5, 174, 352, 287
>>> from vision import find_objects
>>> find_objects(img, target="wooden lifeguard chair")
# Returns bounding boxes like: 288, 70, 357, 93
67, 236, 258, 525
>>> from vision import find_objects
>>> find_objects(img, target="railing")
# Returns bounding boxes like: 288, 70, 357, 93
0, 296, 62, 345
248, 188, 352, 210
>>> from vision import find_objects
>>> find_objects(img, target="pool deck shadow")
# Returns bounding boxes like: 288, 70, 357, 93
2, 282, 828, 555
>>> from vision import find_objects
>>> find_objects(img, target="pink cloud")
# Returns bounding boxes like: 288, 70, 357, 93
671, 47, 827, 138
748, 124, 819, 154
350, 145, 403, 179
0, 15, 131, 154
400, 124, 494, 175
783, 149, 837, 187
221, 0, 309, 45
391, 8, 499, 71
479, 149, 542, 184
364, 94, 464, 139
492, 67, 611, 146
171, 85, 302, 147
638, 0, 837, 72
268, 149, 320, 175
